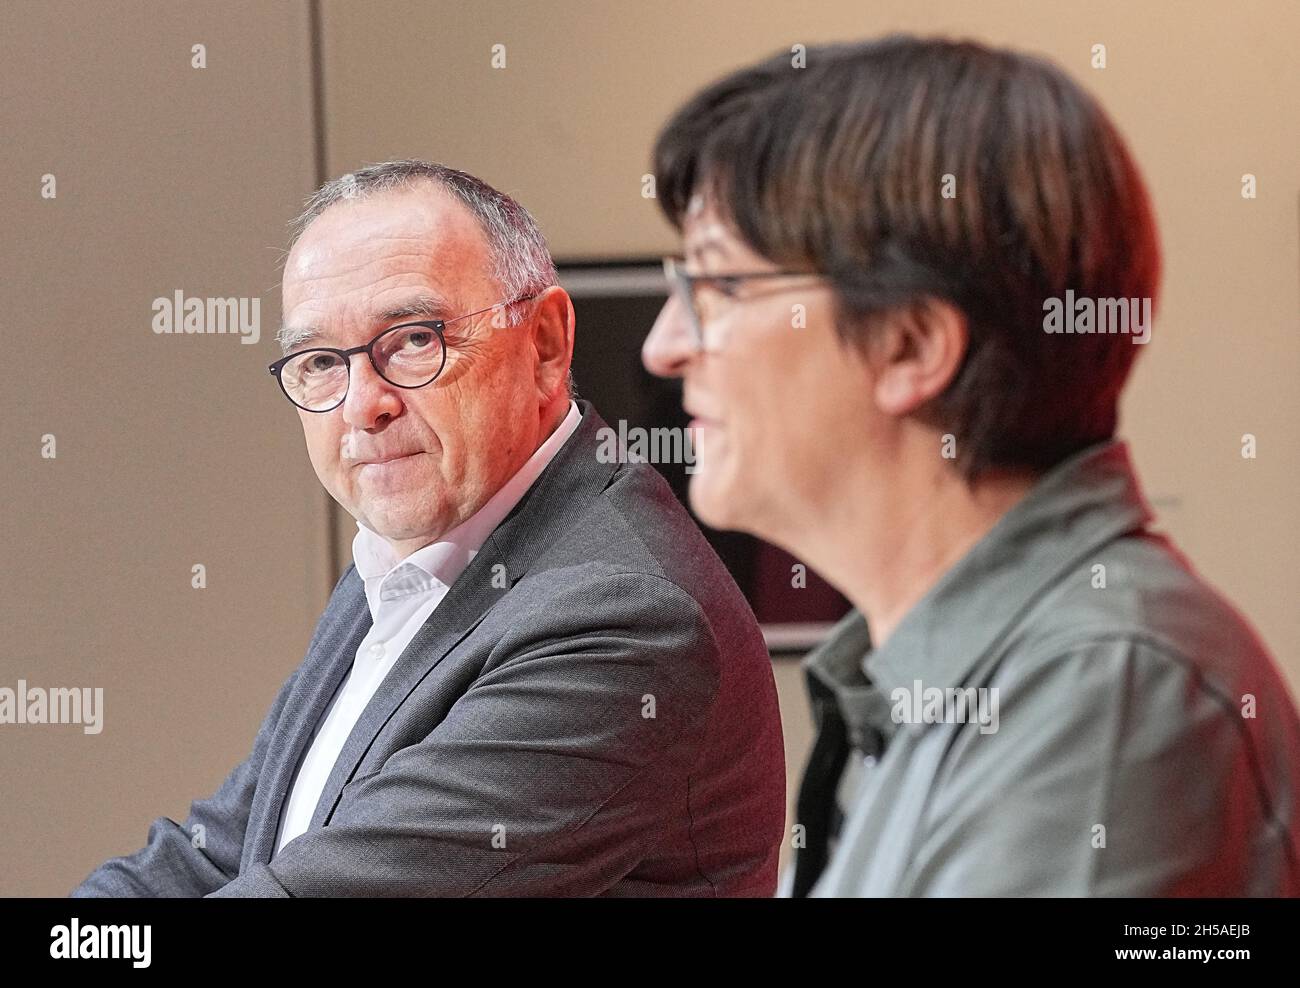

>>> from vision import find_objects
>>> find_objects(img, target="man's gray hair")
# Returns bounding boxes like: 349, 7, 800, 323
288, 159, 558, 328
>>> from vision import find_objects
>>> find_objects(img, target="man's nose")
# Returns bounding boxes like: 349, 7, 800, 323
642, 293, 698, 379
341, 354, 402, 430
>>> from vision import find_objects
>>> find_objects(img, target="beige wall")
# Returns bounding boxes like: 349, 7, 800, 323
0, 1, 325, 896
2, 0, 1295, 895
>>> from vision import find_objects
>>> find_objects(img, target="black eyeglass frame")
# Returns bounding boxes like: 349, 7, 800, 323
268, 293, 538, 412
662, 256, 823, 350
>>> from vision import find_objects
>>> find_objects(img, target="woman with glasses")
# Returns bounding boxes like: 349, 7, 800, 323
641, 35, 1300, 897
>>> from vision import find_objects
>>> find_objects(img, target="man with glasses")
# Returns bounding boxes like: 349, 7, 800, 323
71, 160, 786, 898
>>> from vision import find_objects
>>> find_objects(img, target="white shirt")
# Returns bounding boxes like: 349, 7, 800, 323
274, 401, 582, 854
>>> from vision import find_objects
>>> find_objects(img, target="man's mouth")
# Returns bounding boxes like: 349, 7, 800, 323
355, 451, 424, 483
358, 450, 420, 466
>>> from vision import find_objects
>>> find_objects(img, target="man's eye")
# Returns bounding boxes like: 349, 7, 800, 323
402, 331, 434, 349
306, 353, 340, 373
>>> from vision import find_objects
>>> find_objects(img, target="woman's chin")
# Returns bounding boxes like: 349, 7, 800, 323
687, 464, 740, 532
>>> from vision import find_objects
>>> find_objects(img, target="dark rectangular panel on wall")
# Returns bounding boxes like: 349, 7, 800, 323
561, 262, 850, 650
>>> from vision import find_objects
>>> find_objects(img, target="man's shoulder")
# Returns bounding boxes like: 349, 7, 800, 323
545, 459, 746, 596
507, 456, 766, 663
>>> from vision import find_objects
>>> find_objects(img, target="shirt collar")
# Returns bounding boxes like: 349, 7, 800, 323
351, 400, 582, 619
806, 438, 1155, 703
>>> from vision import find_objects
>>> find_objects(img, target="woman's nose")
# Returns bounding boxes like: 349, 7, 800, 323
642, 292, 698, 379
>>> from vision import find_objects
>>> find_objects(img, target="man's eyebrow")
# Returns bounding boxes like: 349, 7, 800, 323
374, 292, 455, 324
276, 293, 456, 354
276, 324, 325, 354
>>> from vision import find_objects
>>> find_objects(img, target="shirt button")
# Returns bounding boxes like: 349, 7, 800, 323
862, 754, 878, 769
367, 642, 385, 660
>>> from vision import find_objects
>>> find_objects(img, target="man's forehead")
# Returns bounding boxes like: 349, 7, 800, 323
280, 192, 493, 347
286, 186, 485, 279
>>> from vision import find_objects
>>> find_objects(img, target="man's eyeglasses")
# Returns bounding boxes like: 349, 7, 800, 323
268, 294, 536, 412
662, 256, 822, 351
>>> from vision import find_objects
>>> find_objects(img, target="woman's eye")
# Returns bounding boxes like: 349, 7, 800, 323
713, 276, 742, 297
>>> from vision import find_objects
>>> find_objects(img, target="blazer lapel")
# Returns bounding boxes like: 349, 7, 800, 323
275, 401, 622, 841
307, 539, 513, 830
242, 573, 372, 869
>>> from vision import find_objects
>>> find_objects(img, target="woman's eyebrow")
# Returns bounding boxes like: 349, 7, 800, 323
686, 238, 730, 266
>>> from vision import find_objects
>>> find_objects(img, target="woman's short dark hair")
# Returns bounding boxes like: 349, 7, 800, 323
653, 35, 1162, 480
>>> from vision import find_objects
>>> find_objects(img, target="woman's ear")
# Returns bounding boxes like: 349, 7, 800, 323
529, 286, 575, 402
870, 299, 968, 417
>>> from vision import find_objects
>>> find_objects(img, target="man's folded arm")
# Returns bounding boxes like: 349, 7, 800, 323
70, 664, 302, 897
209, 570, 720, 897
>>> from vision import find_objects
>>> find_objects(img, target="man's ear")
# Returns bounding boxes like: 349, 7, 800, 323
870, 298, 967, 417
528, 285, 575, 402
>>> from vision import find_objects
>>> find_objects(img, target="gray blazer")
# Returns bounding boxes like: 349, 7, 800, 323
72, 401, 786, 896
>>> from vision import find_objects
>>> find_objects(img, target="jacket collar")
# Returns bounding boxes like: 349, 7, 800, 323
243, 400, 619, 868
804, 438, 1154, 722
